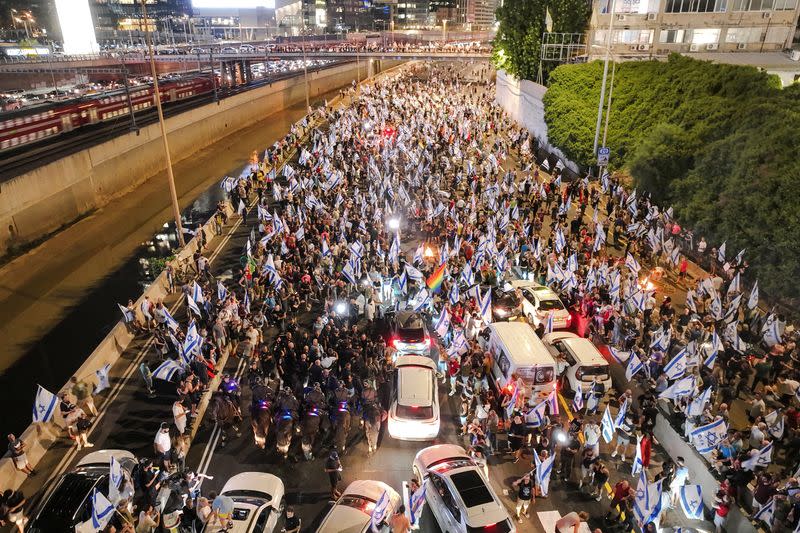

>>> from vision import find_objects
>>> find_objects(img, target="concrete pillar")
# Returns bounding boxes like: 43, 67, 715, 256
243, 60, 253, 83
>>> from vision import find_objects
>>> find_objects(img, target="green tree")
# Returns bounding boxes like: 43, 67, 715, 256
542, 53, 800, 304
493, 0, 591, 82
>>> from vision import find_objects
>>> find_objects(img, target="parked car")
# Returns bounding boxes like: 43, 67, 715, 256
388, 311, 431, 356
28, 450, 138, 532
388, 355, 440, 440
220, 46, 239, 54
413, 445, 515, 533
219, 472, 286, 532
509, 279, 571, 329
542, 331, 612, 395
316, 480, 400, 533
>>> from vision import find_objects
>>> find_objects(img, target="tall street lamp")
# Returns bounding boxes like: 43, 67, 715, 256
591, 0, 617, 168
140, 0, 185, 246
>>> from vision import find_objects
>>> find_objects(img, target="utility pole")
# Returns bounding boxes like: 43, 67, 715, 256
140, 0, 185, 246
591, 0, 617, 169
301, 27, 310, 110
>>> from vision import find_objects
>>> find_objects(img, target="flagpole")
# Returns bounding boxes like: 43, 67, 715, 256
140, 0, 185, 247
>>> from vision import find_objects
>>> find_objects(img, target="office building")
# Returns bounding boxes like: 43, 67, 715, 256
588, 0, 800, 57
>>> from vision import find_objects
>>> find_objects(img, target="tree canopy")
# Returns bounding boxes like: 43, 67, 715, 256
543, 54, 800, 303
492, 0, 591, 82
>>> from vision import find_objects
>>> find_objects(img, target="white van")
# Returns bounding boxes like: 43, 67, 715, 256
542, 331, 612, 395
483, 322, 557, 400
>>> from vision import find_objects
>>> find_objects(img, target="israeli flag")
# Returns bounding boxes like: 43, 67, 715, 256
679, 485, 704, 519
191, 281, 205, 304
449, 283, 460, 305
480, 288, 492, 324
526, 400, 549, 427
669, 246, 681, 266
625, 352, 645, 381
370, 490, 390, 532
541, 158, 550, 171
182, 323, 199, 360
609, 346, 629, 364
186, 294, 202, 317
663, 347, 688, 380
32, 384, 58, 423
572, 390, 584, 412
717, 241, 726, 263
217, 281, 227, 302
659, 375, 696, 401
742, 441, 773, 471
534, 450, 556, 497
567, 253, 578, 273
748, 281, 759, 310
690, 417, 728, 454
409, 484, 427, 526
397, 271, 408, 295
601, 405, 616, 443
117, 303, 135, 323
153, 359, 184, 382
505, 384, 519, 417
405, 264, 424, 283
685, 290, 697, 313
435, 308, 451, 338
554, 227, 566, 253
162, 306, 179, 332
350, 240, 365, 259
544, 310, 555, 334
650, 327, 671, 352
412, 288, 431, 312
633, 471, 664, 526
687, 387, 712, 417
413, 245, 424, 266
341, 262, 357, 285
243, 290, 251, 315
95, 364, 111, 394
763, 315, 782, 346
586, 390, 600, 413
703, 330, 723, 369
727, 273, 741, 296
753, 497, 775, 528
765, 410, 784, 439
88, 489, 115, 532
109, 455, 124, 504
625, 253, 641, 274
615, 398, 629, 429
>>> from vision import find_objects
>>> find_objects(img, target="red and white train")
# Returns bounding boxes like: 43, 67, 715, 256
0, 76, 215, 153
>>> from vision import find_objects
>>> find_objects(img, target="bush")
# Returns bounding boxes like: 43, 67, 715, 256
543, 54, 800, 303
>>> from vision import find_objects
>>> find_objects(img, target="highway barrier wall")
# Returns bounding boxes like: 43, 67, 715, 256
493, 70, 578, 174
0, 59, 401, 256
0, 60, 411, 493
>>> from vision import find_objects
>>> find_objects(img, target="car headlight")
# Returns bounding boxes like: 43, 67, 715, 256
494, 307, 508, 317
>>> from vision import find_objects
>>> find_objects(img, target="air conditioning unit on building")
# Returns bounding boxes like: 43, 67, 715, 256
762, 11, 772, 17
706, 43, 719, 50
737, 42, 748, 49
689, 43, 700, 51
646, 12, 657, 20
638, 44, 650, 50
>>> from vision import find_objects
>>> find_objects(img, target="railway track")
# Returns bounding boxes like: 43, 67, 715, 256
0, 63, 344, 182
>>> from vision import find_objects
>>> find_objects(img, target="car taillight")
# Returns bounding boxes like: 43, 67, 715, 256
391, 338, 400, 348
566, 315, 572, 325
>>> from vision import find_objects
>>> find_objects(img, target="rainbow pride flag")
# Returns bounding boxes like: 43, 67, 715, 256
426, 263, 446, 293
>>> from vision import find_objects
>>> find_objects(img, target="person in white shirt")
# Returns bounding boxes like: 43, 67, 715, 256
173, 400, 187, 435
583, 419, 601, 457
154, 422, 172, 470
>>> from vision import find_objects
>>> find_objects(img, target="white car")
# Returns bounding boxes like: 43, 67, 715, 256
388, 355, 440, 440
510, 279, 572, 330
316, 480, 401, 533
219, 472, 285, 533
413, 445, 515, 533
543, 331, 612, 395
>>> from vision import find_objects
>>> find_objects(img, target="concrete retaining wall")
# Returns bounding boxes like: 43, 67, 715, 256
0, 60, 400, 255
494, 70, 578, 174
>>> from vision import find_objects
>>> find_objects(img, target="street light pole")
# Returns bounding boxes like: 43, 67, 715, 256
140, 0, 185, 246
591, 0, 617, 166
